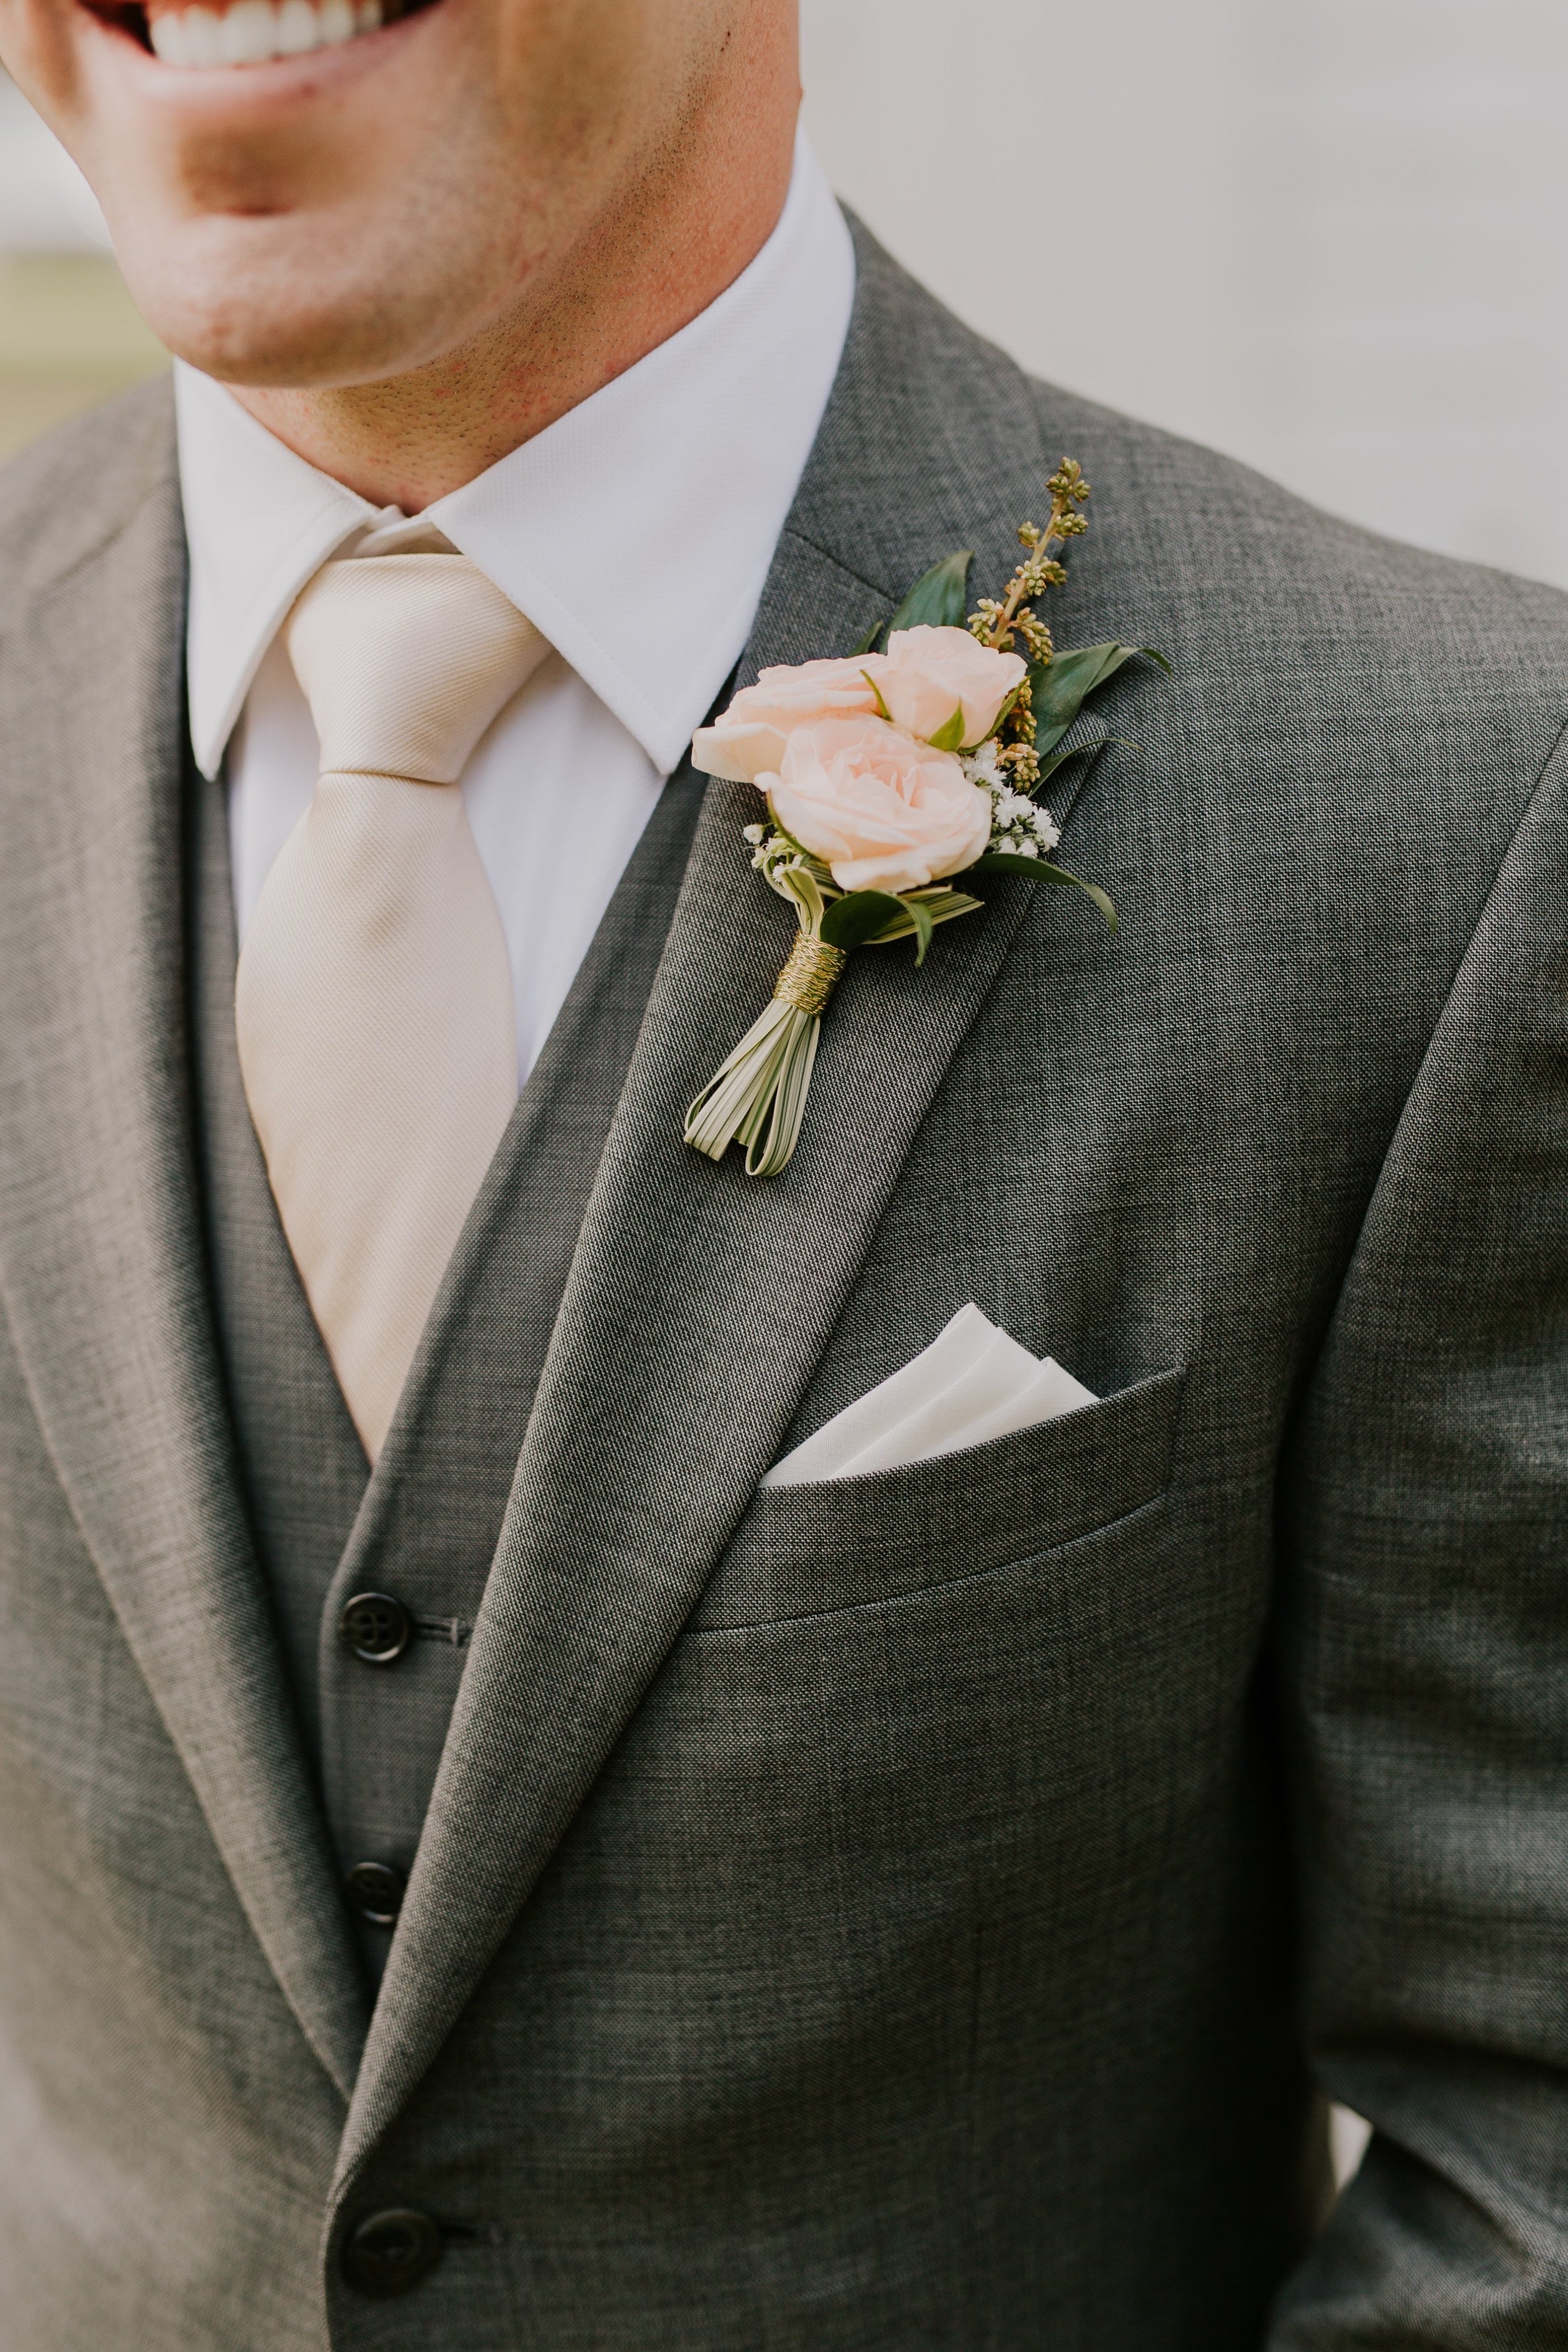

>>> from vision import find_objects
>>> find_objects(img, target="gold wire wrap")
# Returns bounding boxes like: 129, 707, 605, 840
772, 934, 847, 1019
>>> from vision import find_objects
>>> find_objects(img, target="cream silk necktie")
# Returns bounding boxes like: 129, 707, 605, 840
235, 552, 550, 1459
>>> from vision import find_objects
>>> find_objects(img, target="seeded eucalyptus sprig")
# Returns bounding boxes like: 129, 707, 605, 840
968, 457, 1093, 789
971, 457, 1091, 652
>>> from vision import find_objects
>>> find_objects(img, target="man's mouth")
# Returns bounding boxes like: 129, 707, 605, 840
103, 0, 433, 69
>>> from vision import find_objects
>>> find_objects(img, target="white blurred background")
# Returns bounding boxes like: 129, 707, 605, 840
0, 68, 165, 455
803, 0, 1568, 587
1, 0, 1548, 2189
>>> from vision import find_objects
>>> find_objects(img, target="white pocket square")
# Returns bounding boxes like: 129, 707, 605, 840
762, 1303, 1098, 1489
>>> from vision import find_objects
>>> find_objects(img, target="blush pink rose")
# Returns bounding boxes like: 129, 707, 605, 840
691, 657, 886, 783
877, 625, 1027, 749
766, 715, 993, 895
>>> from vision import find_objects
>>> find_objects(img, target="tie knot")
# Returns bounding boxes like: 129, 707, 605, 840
287, 551, 550, 786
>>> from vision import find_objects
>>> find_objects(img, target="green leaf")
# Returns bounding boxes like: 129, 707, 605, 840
1030, 644, 1125, 751
1031, 642, 1167, 756
1035, 735, 1107, 790
862, 889, 983, 946
820, 889, 907, 951
985, 678, 1027, 740
908, 894, 938, 965
850, 616, 887, 657
860, 667, 893, 721
1032, 731, 1141, 798
886, 548, 975, 639
926, 702, 967, 754
971, 851, 1055, 876
971, 854, 1117, 930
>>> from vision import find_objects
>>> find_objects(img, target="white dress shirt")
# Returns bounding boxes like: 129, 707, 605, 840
175, 127, 856, 1086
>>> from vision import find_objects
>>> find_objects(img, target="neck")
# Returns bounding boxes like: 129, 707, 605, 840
231, 100, 799, 513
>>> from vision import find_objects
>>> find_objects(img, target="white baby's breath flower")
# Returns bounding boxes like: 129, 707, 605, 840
963, 740, 1006, 788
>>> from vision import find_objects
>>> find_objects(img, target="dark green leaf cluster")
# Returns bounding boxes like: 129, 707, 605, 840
828, 464, 1174, 953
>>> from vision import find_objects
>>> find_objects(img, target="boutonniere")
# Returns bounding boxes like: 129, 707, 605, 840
685, 460, 1167, 1175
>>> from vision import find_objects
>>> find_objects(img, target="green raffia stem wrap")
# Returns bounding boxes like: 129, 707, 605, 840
684, 932, 848, 1178
684, 852, 986, 1178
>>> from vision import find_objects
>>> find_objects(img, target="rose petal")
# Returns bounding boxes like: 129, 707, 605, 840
883, 624, 1028, 747
691, 719, 788, 785
768, 714, 992, 896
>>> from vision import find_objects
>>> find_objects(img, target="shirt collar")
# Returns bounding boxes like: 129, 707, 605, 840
176, 125, 856, 782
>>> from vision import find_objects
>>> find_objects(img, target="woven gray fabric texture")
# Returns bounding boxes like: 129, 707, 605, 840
192, 753, 705, 1977
0, 216, 1565, 2348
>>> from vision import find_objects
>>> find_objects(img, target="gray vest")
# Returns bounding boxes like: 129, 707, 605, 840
188, 761, 704, 1975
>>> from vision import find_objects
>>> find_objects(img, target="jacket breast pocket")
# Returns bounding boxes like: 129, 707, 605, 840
690, 1365, 1188, 1630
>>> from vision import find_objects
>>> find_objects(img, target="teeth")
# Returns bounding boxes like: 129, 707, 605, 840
181, 6, 220, 62
148, 9, 190, 60
224, 0, 281, 60
275, 0, 320, 52
149, 0, 386, 67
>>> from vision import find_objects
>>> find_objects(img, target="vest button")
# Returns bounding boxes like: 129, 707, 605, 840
346, 1860, 405, 1926
342, 2206, 444, 2297
339, 1590, 413, 1664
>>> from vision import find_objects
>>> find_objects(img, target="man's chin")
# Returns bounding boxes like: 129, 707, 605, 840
116, 218, 463, 391
54, 0, 509, 393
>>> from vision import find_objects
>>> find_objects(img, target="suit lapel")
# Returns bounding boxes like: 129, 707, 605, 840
0, 397, 368, 2098
341, 226, 1078, 2174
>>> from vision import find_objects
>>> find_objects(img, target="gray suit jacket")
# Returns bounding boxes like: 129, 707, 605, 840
1, 222, 1566, 2350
